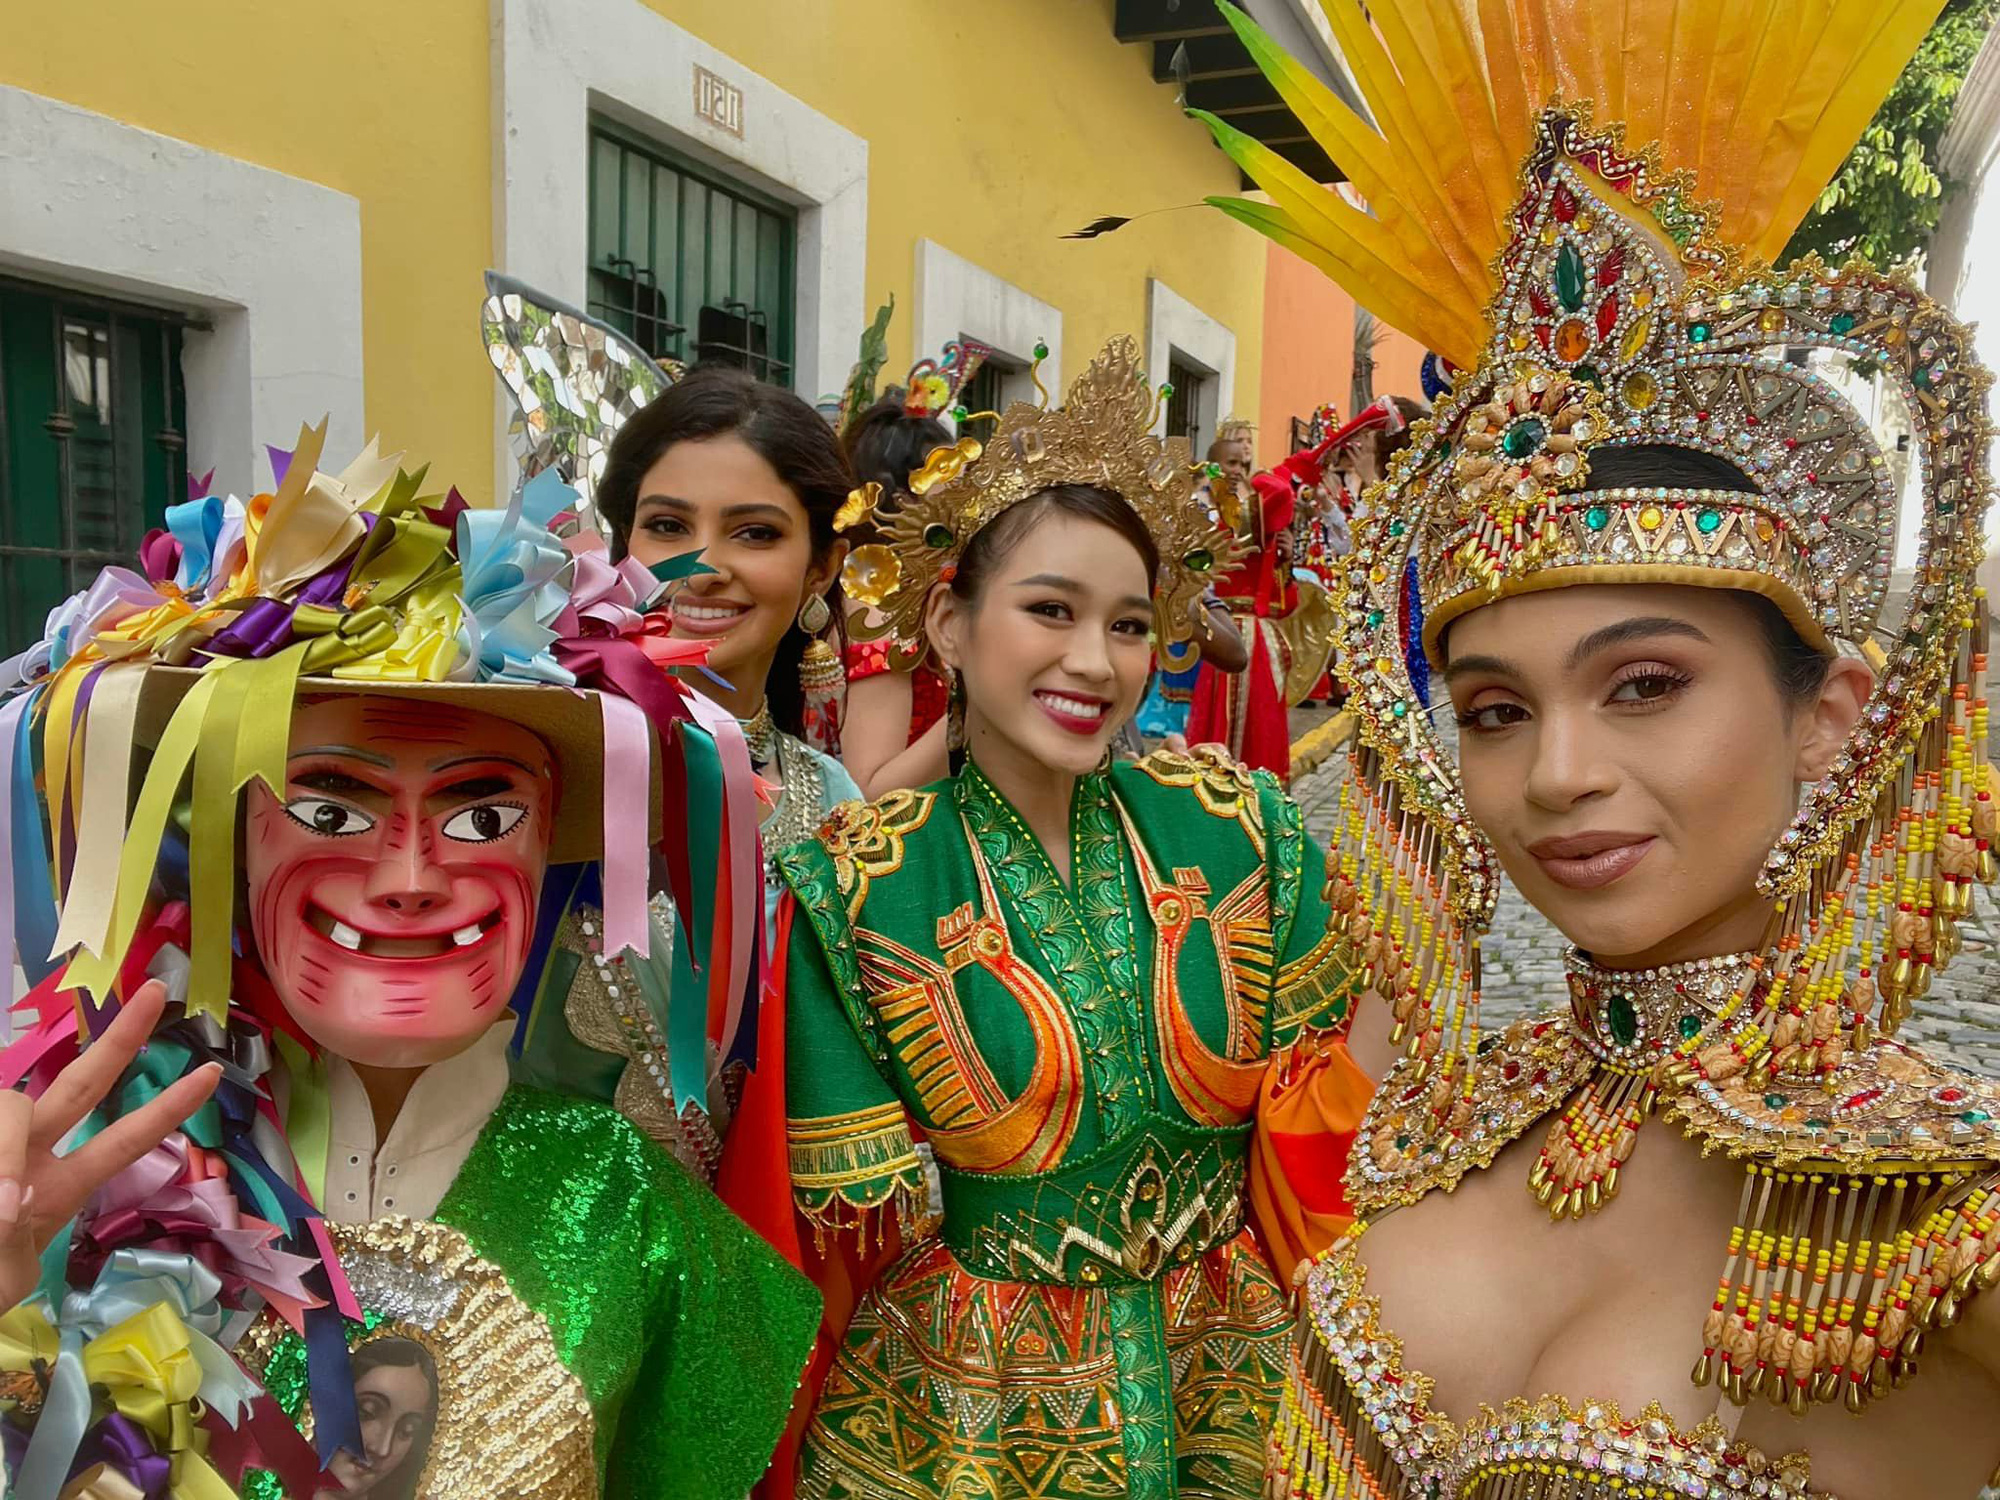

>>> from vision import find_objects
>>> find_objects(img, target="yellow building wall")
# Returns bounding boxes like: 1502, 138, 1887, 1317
0, 0, 1261, 498
647, 0, 1268, 427
0, 0, 497, 497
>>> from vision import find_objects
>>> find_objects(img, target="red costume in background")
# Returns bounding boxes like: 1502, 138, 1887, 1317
1187, 458, 1302, 778
1190, 401, 1407, 778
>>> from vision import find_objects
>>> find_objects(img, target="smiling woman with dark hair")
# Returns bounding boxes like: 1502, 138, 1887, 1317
749, 340, 1372, 1499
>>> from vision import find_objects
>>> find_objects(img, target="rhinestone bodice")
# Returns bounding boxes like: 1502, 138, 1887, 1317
1274, 1232, 1827, 1499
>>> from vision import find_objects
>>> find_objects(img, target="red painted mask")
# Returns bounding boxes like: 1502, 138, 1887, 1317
244, 696, 557, 1069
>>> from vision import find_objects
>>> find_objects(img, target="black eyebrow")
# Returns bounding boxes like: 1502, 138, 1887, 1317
1012, 574, 1151, 612
633, 494, 792, 522
1564, 616, 1711, 669
1440, 653, 1517, 685
1442, 617, 1713, 685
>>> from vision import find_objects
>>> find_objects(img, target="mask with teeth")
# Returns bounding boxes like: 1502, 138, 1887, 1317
244, 695, 557, 1071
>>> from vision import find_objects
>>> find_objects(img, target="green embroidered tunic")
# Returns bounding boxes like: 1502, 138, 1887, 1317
778, 750, 1353, 1500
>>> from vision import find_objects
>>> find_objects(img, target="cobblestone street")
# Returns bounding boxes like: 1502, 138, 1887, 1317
1290, 714, 2000, 1082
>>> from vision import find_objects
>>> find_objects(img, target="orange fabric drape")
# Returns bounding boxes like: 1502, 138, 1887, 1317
1248, 1032, 1376, 1285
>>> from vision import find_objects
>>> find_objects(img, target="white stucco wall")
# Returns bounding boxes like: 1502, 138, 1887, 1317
0, 83, 364, 496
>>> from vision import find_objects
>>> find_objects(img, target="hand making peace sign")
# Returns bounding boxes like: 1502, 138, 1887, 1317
0, 980, 221, 1310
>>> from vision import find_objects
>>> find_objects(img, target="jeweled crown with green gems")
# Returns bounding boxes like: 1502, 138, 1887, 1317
1405, 109, 1958, 663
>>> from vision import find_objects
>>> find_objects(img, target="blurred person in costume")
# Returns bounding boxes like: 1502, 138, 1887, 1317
1186, 2, 2000, 1495
1186, 405, 1398, 777
485, 280, 860, 1179
727, 339, 1376, 1499
832, 322, 988, 797
0, 418, 819, 1499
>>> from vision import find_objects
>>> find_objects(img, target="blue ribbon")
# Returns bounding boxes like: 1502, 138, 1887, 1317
163, 495, 226, 591
13, 688, 56, 985
12, 1322, 88, 1500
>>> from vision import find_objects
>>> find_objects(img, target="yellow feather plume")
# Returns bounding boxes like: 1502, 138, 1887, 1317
1204, 0, 1947, 367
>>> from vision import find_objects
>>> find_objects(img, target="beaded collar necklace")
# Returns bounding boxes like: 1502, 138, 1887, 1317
1535, 949, 1760, 1217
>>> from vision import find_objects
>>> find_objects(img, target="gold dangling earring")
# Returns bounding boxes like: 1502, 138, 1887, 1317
795, 592, 842, 755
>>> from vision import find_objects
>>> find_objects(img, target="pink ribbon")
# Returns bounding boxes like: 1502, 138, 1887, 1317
598, 692, 653, 961
82, 1136, 322, 1322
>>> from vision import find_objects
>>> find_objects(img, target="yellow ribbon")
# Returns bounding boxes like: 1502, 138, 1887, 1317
330, 575, 462, 682
0, 1301, 61, 1367
0, 1305, 234, 1500
63, 669, 219, 1003
185, 644, 310, 1014
51, 665, 149, 964
57, 1463, 145, 1500
82, 1307, 235, 1500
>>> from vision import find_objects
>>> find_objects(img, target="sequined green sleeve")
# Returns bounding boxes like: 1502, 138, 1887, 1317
1260, 774, 1355, 1047
778, 838, 928, 1233
437, 1088, 818, 1500
606, 1139, 821, 1500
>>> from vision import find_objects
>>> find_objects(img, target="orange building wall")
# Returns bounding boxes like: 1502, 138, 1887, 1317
1257, 241, 1429, 463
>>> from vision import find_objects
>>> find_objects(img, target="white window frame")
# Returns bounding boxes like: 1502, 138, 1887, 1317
0, 84, 364, 497
912, 239, 1062, 425
1145, 278, 1237, 451
492, 0, 868, 482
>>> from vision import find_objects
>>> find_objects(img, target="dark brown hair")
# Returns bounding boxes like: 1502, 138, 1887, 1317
947, 484, 1161, 608
843, 396, 951, 500
597, 366, 852, 736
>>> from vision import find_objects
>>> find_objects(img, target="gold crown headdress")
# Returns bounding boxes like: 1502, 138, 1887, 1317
1209, 0, 2000, 1351
843, 337, 1248, 667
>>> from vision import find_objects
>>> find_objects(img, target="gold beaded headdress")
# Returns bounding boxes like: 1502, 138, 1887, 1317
843, 337, 1248, 667
1213, 0, 2000, 1219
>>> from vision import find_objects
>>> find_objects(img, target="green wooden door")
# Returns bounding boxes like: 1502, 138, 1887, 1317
0, 281, 188, 651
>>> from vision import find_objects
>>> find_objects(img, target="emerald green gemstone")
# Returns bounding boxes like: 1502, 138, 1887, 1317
1388, 520, 1405, 537
1367, 609, 1385, 627
1160, 381, 1176, 398
1763, 1092, 1787, 1110
1585, 505, 1611, 531
1206, 462, 1223, 479
1555, 242, 1587, 312
1182, 547, 1214, 571
1689, 322, 1712, 344
1677, 1014, 1703, 1041
1606, 993, 1639, 1047
1805, 1117, 1829, 1130
1033, 340, 1050, 360
1395, 1133, 1412, 1151
1830, 312, 1856, 335
1391, 701, 1408, 718
1501, 417, 1548, 459
952, 404, 968, 421
1964, 1109, 1993, 1125
1573, 362, 1601, 386
1695, 508, 1722, 534
923, 523, 953, 549
1913, 365, 1933, 390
